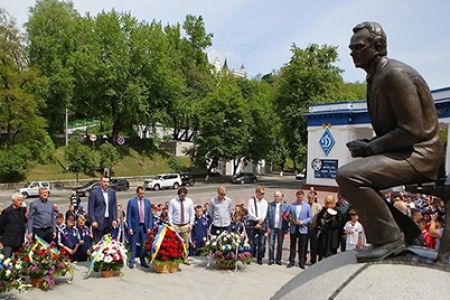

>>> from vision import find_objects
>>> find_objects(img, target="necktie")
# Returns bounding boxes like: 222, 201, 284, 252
180, 199, 185, 224
139, 199, 144, 223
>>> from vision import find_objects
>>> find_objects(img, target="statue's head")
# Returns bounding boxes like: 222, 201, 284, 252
349, 21, 387, 70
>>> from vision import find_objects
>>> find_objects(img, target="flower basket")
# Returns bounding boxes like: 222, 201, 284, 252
203, 231, 253, 270
168, 262, 180, 273
153, 263, 170, 273
85, 234, 127, 279
146, 225, 186, 274
216, 262, 235, 270
19, 238, 74, 291
30, 277, 44, 289
100, 270, 118, 278
0, 253, 29, 293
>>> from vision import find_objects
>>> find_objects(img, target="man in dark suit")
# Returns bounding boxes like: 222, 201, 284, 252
126, 186, 153, 269
0, 193, 27, 258
337, 21, 444, 262
88, 176, 118, 243
286, 190, 312, 269
266, 191, 289, 265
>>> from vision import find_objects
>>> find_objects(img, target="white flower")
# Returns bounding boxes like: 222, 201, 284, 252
203, 237, 207, 242
212, 242, 217, 247
5, 270, 11, 277
104, 255, 113, 263
3, 258, 10, 267
221, 246, 225, 251
15, 263, 21, 270
98, 253, 104, 261
0, 254, 4, 260
223, 238, 227, 242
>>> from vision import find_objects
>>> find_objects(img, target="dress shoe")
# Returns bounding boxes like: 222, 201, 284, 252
356, 237, 406, 263
276, 261, 282, 265
268, 261, 273, 265
286, 262, 294, 268
257, 260, 263, 265
299, 264, 305, 269
140, 262, 150, 268
128, 262, 134, 269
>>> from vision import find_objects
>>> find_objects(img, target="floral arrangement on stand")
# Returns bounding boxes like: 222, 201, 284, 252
203, 231, 252, 270
20, 238, 74, 291
146, 224, 186, 273
85, 234, 127, 278
0, 253, 29, 293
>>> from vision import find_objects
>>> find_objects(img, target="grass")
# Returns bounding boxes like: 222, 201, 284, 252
26, 145, 192, 181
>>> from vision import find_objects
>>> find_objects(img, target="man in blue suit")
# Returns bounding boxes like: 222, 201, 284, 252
266, 191, 289, 265
286, 190, 312, 269
126, 186, 153, 269
87, 176, 118, 243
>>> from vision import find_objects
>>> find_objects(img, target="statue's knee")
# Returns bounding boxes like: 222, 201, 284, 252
336, 167, 351, 185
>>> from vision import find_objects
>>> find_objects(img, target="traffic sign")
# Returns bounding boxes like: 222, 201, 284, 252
117, 136, 126, 145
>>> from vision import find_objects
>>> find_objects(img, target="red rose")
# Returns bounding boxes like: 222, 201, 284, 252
53, 253, 59, 260
25, 256, 30, 263
39, 249, 46, 256
161, 256, 168, 262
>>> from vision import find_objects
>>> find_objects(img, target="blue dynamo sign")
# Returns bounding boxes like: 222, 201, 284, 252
319, 128, 335, 156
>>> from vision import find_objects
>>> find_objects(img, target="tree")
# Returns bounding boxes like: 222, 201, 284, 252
273, 44, 343, 170
98, 141, 120, 171
167, 156, 183, 173
190, 75, 250, 176
65, 138, 97, 186
0, 8, 54, 181
26, 0, 79, 134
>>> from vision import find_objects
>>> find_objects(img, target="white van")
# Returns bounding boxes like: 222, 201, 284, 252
143, 174, 182, 191
19, 181, 51, 198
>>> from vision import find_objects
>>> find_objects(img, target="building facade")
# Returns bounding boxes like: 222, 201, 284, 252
304, 86, 450, 188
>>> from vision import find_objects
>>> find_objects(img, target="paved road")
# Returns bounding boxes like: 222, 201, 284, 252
1, 176, 315, 212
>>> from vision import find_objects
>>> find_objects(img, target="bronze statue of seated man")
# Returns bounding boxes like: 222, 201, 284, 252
336, 21, 445, 263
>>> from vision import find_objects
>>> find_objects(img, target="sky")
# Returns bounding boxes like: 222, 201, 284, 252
2, 0, 450, 89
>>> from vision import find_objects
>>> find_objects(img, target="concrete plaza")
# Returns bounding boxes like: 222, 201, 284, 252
10, 257, 303, 300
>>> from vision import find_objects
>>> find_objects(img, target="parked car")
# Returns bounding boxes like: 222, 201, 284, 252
180, 173, 195, 186
19, 181, 51, 198
111, 178, 130, 191
295, 169, 307, 180
144, 174, 182, 191
74, 180, 100, 197
231, 173, 257, 184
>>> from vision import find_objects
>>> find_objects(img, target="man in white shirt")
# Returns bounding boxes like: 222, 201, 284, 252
247, 186, 268, 264
208, 186, 234, 235
168, 187, 195, 264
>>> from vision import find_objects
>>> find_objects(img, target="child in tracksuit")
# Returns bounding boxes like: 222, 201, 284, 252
190, 206, 210, 256
58, 214, 80, 261
74, 214, 92, 262
54, 213, 66, 246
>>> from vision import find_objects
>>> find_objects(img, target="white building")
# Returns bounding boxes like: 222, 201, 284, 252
304, 86, 450, 189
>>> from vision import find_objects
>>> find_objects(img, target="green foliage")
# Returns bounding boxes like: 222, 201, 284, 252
167, 156, 183, 173
26, 0, 79, 134
273, 44, 344, 169
0, 8, 54, 172
65, 138, 97, 175
0, 145, 31, 181
99, 141, 120, 169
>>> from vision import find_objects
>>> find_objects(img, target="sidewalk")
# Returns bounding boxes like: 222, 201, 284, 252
10, 257, 303, 300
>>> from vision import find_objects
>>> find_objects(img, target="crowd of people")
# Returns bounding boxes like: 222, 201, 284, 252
0, 176, 444, 270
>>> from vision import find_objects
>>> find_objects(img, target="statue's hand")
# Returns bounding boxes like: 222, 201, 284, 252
346, 140, 372, 157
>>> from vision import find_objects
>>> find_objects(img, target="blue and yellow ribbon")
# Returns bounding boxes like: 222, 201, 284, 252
84, 234, 112, 279
28, 235, 60, 263
150, 224, 187, 262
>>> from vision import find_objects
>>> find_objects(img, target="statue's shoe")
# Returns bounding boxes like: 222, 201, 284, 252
356, 237, 406, 263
